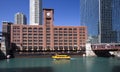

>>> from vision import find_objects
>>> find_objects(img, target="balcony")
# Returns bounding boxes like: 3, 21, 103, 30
39, 43, 43, 45
54, 43, 58, 45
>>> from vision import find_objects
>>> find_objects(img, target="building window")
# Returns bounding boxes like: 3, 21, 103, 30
47, 40, 50, 42
69, 34, 72, 36
39, 28, 43, 30
54, 34, 58, 36
23, 28, 27, 32
39, 34, 43, 36
28, 34, 32, 37
74, 40, 77, 42
69, 40, 72, 42
59, 34, 62, 36
34, 28, 37, 32
54, 40, 58, 42
47, 37, 50, 39
64, 43, 67, 45
69, 28, 72, 30
74, 43, 77, 45
74, 34, 77, 36
64, 34, 67, 36
54, 28, 58, 30
59, 28, 63, 30
28, 40, 32, 42
73, 28, 77, 30
39, 40, 42, 42
59, 40, 63, 42
46, 28, 50, 30
64, 28, 67, 30
28, 28, 32, 32
47, 34, 50, 36
39, 43, 43, 45
64, 40, 67, 42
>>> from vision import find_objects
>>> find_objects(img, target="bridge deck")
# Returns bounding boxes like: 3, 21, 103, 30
91, 43, 120, 51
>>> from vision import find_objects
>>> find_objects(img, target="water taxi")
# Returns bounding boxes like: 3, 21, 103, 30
52, 54, 71, 60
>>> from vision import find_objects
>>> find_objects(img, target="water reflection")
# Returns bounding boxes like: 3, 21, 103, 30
0, 57, 120, 72
52, 59, 70, 65
0, 67, 54, 72
85, 57, 120, 72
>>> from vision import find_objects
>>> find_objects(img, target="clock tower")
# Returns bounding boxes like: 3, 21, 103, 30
43, 8, 54, 50
43, 8, 54, 25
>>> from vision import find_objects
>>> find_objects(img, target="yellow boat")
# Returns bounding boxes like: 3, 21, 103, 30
52, 54, 71, 60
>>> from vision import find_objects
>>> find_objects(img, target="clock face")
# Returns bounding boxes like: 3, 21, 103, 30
47, 12, 50, 17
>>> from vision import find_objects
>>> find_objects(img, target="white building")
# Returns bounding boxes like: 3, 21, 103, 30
30, 0, 42, 25
15, 12, 27, 25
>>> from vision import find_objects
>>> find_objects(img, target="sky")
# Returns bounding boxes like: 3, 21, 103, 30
0, 0, 80, 31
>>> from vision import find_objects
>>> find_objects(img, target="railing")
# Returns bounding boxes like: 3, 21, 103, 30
91, 43, 120, 51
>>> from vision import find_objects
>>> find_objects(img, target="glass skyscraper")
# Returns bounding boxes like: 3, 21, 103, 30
99, 0, 117, 43
80, 0, 99, 36
112, 0, 120, 42
80, 0, 119, 43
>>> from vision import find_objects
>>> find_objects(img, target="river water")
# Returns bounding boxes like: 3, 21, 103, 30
0, 57, 120, 72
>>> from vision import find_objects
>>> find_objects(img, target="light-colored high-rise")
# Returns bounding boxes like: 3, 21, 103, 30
15, 12, 27, 24
30, 0, 42, 25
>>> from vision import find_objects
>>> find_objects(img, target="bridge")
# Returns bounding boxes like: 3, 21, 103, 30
86, 43, 120, 57
91, 43, 120, 51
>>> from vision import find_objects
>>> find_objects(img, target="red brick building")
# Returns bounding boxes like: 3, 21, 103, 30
10, 9, 87, 51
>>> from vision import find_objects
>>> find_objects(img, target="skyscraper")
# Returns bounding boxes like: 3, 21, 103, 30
80, 0, 99, 44
98, 0, 117, 43
112, 0, 120, 42
30, 0, 42, 25
80, 0, 99, 36
80, 0, 119, 43
15, 12, 27, 24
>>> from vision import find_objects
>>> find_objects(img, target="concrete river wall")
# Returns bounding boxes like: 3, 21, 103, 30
0, 50, 6, 60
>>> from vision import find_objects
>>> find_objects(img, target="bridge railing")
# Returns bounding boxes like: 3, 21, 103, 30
91, 44, 120, 50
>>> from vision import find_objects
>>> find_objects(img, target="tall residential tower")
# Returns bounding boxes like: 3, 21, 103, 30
30, 0, 42, 25
15, 12, 27, 25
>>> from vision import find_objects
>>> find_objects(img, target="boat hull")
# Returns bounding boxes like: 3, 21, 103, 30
52, 55, 71, 60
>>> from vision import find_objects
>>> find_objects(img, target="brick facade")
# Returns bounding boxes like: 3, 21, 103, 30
10, 9, 87, 51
